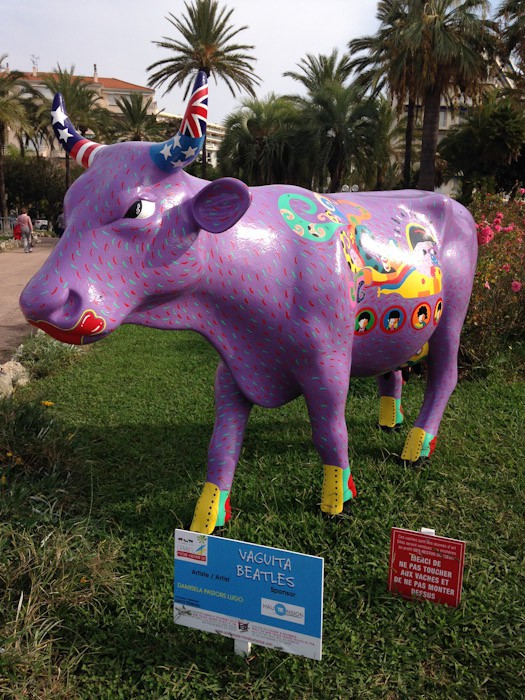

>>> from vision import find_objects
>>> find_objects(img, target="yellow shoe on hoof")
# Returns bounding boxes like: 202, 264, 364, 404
379, 396, 397, 429
321, 465, 345, 515
191, 482, 220, 534
401, 427, 426, 462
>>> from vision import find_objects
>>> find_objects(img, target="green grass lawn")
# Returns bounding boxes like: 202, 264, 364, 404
1, 326, 524, 699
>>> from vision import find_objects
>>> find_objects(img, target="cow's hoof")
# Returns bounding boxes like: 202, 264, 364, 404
321, 499, 354, 519
190, 483, 231, 534
378, 397, 404, 431
320, 465, 357, 515
401, 427, 436, 462
378, 422, 403, 433
403, 457, 427, 470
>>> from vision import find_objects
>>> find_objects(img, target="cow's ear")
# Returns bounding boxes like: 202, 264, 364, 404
191, 178, 252, 233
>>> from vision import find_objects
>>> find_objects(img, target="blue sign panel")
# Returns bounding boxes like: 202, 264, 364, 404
174, 529, 324, 659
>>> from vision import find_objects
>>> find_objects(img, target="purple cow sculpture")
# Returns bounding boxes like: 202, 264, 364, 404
20, 72, 477, 534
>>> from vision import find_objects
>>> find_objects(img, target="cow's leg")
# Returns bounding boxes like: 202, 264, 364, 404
401, 316, 462, 464
191, 361, 252, 534
376, 370, 404, 430
303, 370, 356, 516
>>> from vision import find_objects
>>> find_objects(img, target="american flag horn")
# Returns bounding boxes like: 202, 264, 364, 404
150, 70, 208, 172
51, 93, 106, 168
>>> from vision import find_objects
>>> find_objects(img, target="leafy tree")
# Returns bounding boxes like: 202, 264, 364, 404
147, 0, 260, 177
350, 0, 498, 191
0, 54, 29, 219
348, 0, 423, 188
438, 95, 525, 201
113, 93, 162, 142
497, 0, 525, 74
301, 82, 383, 192
11, 91, 55, 158
4, 154, 73, 223
218, 95, 304, 186
410, 0, 497, 190
284, 50, 380, 191
39, 66, 104, 188
283, 49, 352, 94
360, 97, 404, 190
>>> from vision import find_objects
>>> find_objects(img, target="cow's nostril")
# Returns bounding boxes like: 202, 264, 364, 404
63, 289, 83, 322
20, 283, 83, 326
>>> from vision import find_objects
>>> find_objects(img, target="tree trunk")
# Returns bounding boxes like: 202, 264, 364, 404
403, 98, 416, 188
418, 88, 442, 191
0, 125, 7, 220
327, 143, 343, 192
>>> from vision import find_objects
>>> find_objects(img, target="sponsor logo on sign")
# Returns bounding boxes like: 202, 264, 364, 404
260, 598, 305, 625
175, 533, 208, 564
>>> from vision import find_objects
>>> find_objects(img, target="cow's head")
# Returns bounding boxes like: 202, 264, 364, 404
20, 72, 251, 344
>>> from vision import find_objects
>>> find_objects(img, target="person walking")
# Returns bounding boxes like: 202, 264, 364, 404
16, 209, 33, 253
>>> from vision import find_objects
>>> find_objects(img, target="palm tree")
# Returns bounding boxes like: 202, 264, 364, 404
348, 0, 423, 188
284, 50, 374, 191
0, 55, 29, 219
113, 94, 162, 142
302, 82, 383, 192
361, 97, 404, 190
497, 0, 525, 77
350, 0, 498, 191
12, 93, 54, 158
408, 0, 497, 191
283, 49, 352, 93
40, 66, 103, 187
219, 94, 304, 185
147, 0, 260, 177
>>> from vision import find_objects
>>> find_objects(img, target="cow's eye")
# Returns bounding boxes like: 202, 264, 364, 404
124, 200, 155, 219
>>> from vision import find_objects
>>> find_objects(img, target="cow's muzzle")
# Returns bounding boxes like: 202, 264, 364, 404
28, 310, 107, 345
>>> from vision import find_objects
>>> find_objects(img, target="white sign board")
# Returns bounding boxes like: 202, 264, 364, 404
174, 529, 324, 660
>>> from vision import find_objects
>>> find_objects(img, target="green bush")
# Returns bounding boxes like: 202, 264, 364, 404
461, 189, 525, 372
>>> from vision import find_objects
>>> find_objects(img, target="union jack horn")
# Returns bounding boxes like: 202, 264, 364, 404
51, 93, 106, 168
150, 70, 208, 172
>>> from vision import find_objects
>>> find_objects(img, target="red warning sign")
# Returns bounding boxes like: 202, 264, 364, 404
388, 528, 466, 607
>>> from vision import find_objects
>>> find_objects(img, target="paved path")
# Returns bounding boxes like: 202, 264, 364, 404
0, 238, 57, 363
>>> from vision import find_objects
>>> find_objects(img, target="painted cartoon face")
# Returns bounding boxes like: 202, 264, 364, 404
388, 315, 399, 330
434, 300, 443, 324
413, 241, 438, 276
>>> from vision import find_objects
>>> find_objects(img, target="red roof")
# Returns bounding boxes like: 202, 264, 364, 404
20, 72, 154, 93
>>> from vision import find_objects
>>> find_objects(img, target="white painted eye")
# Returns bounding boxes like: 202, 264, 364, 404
124, 200, 155, 219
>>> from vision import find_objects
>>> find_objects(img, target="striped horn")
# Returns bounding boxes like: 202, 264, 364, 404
150, 70, 208, 172
51, 93, 106, 168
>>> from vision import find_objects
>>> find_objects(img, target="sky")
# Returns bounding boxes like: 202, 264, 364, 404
1, 0, 382, 124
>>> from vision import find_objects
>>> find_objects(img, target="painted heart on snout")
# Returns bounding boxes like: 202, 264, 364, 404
77, 310, 106, 335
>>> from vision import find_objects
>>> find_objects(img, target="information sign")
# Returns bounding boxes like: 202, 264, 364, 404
388, 527, 466, 607
174, 529, 324, 660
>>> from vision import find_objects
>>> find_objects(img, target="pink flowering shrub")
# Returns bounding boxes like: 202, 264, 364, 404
460, 190, 525, 371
